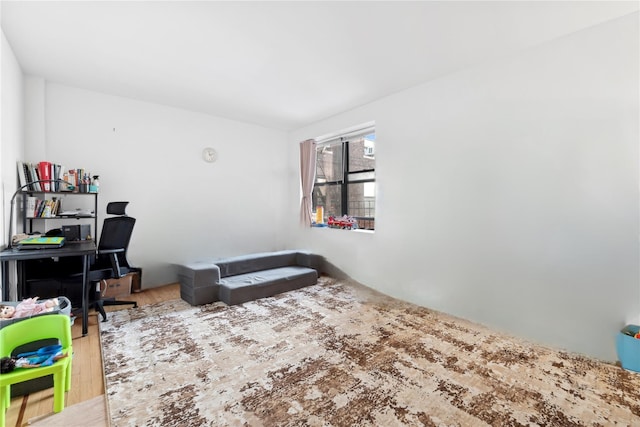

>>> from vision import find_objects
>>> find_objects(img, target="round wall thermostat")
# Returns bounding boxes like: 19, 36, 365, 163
202, 147, 218, 163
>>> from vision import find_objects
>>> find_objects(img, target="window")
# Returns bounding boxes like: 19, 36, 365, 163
313, 126, 376, 230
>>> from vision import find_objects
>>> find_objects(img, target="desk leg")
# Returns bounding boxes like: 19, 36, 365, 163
17, 260, 25, 300
1, 260, 8, 300
82, 254, 90, 336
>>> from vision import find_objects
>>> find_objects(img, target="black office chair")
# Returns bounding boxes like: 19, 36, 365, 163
89, 201, 139, 321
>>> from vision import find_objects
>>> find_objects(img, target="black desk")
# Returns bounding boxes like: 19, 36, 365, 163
0, 241, 96, 336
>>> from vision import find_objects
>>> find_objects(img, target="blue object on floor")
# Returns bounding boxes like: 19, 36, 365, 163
617, 324, 640, 372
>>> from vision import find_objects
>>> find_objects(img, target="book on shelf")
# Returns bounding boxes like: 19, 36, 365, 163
35, 199, 45, 217
17, 162, 28, 189
58, 165, 66, 190
54, 164, 62, 191
33, 199, 42, 217
17, 161, 41, 191
38, 161, 52, 191
26, 196, 37, 218
67, 169, 76, 187
30, 198, 60, 218
17, 161, 92, 192
23, 162, 35, 190
29, 163, 41, 191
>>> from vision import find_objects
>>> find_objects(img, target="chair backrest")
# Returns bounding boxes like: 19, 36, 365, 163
0, 314, 72, 358
98, 216, 136, 252
106, 201, 129, 216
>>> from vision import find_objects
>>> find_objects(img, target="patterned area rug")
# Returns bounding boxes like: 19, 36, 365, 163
101, 277, 640, 426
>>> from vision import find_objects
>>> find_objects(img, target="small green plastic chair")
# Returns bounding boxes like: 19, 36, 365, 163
0, 314, 73, 427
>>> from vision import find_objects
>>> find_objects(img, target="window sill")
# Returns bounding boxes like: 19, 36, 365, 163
352, 228, 374, 234
311, 225, 374, 234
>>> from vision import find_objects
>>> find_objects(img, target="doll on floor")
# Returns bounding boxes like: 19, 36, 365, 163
0, 297, 59, 320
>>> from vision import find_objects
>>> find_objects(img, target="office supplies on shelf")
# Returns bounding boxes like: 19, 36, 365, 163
58, 209, 94, 217
62, 224, 91, 241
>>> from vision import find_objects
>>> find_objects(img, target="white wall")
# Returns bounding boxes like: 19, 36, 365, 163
25, 84, 289, 287
288, 13, 639, 361
24, 76, 46, 161
1, 27, 24, 298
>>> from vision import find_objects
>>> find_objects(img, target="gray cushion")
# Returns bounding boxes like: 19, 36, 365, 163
218, 266, 317, 305
216, 250, 299, 277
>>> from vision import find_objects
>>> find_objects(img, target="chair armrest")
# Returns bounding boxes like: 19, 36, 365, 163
97, 249, 125, 255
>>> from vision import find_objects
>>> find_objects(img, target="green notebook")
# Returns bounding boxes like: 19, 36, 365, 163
17, 236, 65, 249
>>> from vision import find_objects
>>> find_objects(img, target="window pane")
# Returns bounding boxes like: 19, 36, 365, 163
348, 133, 375, 172
316, 142, 343, 183
313, 185, 341, 220
364, 182, 375, 198
347, 182, 375, 230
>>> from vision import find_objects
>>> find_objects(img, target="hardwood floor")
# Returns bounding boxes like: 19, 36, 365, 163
4, 283, 180, 427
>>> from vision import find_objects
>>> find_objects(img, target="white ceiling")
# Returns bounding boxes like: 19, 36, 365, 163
2, 1, 638, 130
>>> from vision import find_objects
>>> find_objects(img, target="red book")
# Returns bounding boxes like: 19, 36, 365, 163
38, 161, 52, 191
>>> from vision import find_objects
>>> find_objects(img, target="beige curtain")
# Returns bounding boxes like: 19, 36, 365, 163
299, 139, 317, 227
